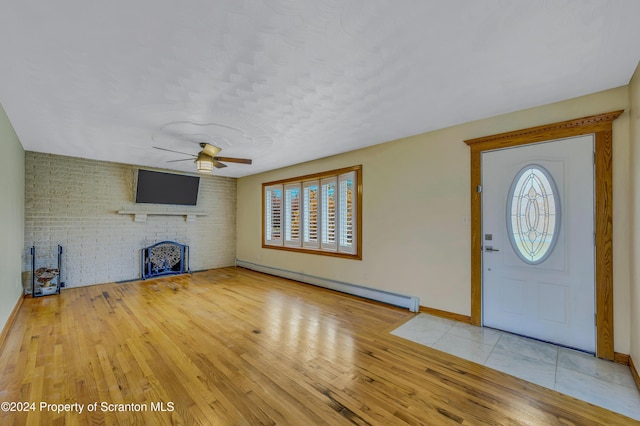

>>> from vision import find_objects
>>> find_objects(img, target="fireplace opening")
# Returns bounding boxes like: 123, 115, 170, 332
141, 241, 190, 280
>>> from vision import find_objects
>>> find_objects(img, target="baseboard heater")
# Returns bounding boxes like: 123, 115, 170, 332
236, 259, 420, 312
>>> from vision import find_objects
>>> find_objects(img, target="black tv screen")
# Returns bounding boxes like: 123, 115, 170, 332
135, 169, 200, 205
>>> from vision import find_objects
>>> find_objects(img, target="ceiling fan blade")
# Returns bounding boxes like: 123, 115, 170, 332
213, 156, 252, 165
166, 158, 195, 163
153, 146, 196, 157
213, 160, 227, 169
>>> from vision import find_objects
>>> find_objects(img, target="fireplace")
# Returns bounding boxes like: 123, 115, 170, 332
141, 241, 190, 279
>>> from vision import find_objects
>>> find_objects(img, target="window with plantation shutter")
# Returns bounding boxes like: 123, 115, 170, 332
263, 165, 361, 259
264, 184, 283, 245
321, 177, 337, 251
303, 180, 320, 248
284, 183, 302, 247
338, 171, 356, 254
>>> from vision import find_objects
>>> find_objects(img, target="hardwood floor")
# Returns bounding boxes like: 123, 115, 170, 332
0, 267, 635, 425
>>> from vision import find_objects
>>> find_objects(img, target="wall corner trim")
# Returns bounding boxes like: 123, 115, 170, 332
630, 356, 640, 393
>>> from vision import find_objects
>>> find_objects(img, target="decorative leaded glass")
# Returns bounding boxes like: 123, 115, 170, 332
506, 164, 560, 264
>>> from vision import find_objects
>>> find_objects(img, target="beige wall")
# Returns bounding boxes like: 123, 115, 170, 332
25, 152, 237, 288
237, 86, 633, 353
0, 103, 25, 330
630, 62, 640, 365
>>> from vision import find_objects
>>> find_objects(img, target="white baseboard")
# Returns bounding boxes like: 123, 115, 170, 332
236, 259, 420, 312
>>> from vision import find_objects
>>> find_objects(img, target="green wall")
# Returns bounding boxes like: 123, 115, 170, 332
0, 103, 25, 332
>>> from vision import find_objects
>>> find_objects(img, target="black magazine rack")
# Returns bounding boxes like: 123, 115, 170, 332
30, 245, 64, 297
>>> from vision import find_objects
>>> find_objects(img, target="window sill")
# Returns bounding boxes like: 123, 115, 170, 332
262, 244, 361, 260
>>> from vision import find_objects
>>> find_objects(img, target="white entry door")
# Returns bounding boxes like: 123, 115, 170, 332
482, 135, 595, 353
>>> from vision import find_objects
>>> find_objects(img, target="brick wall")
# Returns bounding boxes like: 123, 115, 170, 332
24, 152, 237, 288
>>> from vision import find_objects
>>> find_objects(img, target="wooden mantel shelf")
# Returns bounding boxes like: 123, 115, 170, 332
117, 210, 208, 222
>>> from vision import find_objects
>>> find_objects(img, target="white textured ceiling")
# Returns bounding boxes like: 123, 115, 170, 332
1, 1, 639, 177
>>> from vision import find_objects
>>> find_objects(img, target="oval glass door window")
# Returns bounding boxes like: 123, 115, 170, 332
506, 164, 560, 264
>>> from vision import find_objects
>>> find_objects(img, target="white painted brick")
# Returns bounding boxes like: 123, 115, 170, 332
24, 152, 237, 288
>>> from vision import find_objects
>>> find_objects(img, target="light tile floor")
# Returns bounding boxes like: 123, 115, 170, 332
391, 313, 640, 421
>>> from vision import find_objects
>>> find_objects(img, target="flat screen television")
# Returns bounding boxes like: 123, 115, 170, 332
135, 169, 200, 206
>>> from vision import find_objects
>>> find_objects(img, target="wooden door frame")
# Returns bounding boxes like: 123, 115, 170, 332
464, 110, 623, 360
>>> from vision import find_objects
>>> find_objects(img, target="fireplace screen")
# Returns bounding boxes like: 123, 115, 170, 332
141, 241, 189, 279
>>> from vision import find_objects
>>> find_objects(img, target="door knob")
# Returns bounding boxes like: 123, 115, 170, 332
485, 246, 500, 252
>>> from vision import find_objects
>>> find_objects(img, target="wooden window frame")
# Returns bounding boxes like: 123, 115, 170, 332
262, 165, 362, 260
464, 110, 623, 360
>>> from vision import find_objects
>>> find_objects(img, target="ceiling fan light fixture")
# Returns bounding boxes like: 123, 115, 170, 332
153, 143, 252, 172
195, 152, 214, 173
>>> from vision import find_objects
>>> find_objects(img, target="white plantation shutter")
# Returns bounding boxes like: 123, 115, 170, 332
303, 180, 320, 248
264, 184, 283, 245
338, 171, 356, 254
321, 177, 337, 251
284, 183, 302, 246
263, 165, 360, 257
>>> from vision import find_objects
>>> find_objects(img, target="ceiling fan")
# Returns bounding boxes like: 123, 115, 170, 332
153, 143, 252, 173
